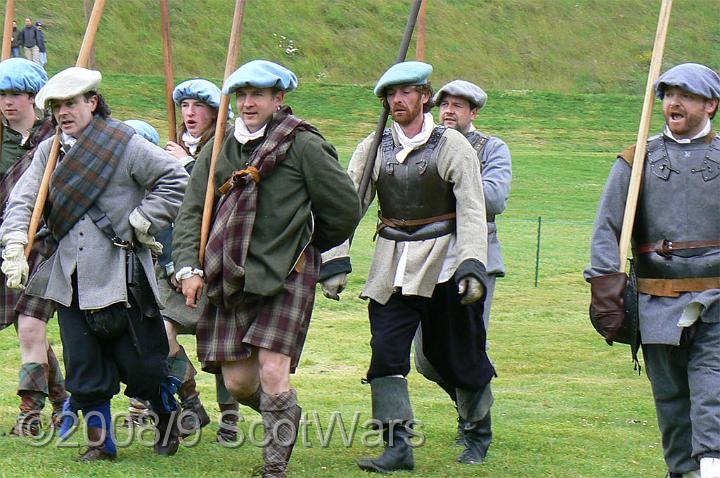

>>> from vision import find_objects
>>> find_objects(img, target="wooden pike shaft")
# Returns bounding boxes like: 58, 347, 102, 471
160, 0, 177, 143
1, 0, 15, 60
356, 0, 424, 212
25, 0, 107, 257
198, 0, 246, 265
416, 0, 427, 61
618, 0, 673, 272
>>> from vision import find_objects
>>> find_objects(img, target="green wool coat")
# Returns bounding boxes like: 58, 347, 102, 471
0, 120, 41, 176
172, 127, 361, 297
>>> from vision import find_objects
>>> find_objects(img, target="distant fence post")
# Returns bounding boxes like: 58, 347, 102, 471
534, 216, 542, 287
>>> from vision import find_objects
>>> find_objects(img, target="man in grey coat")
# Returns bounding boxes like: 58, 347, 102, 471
1, 66, 189, 461
413, 79, 512, 465
586, 62, 720, 478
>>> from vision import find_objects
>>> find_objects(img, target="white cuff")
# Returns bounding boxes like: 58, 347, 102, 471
2, 230, 28, 247
175, 266, 204, 282
129, 208, 152, 234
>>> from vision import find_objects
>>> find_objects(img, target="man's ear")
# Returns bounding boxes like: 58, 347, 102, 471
87, 94, 99, 113
470, 107, 479, 122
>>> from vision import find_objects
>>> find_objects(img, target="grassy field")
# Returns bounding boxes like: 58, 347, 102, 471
6, 0, 720, 93
0, 78, 673, 478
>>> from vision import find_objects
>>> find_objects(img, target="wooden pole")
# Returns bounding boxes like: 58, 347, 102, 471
198, 0, 246, 265
416, 0, 427, 61
83, 0, 97, 70
25, 0, 106, 256
356, 0, 423, 208
1, 0, 15, 60
618, 0, 673, 272
160, 0, 177, 143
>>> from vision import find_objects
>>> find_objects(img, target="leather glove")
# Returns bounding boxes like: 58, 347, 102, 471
457, 276, 485, 304
321, 273, 347, 300
129, 208, 163, 254
589, 272, 627, 345
1, 232, 29, 289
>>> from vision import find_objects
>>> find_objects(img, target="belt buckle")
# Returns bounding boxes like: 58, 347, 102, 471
657, 239, 673, 258
112, 236, 131, 249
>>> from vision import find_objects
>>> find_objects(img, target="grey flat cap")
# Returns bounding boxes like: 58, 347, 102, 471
433, 79, 487, 109
655, 63, 720, 100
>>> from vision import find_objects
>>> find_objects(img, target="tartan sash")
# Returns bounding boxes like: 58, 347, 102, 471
205, 106, 321, 309
0, 118, 55, 221
45, 117, 134, 240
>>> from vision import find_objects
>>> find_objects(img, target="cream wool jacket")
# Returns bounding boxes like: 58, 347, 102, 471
323, 124, 488, 305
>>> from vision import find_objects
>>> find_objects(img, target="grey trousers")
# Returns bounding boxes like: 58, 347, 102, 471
23, 46, 39, 64
643, 320, 720, 475
413, 275, 496, 421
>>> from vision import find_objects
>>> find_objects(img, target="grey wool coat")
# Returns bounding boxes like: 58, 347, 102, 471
1, 133, 189, 310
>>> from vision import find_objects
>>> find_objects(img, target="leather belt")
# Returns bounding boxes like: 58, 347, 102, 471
637, 277, 720, 297
379, 212, 456, 228
637, 239, 720, 257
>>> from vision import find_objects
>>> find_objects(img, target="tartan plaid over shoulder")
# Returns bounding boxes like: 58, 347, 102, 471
45, 117, 134, 240
204, 106, 321, 310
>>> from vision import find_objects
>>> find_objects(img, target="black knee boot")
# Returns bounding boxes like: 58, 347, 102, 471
456, 385, 493, 464
357, 377, 415, 473
457, 412, 492, 464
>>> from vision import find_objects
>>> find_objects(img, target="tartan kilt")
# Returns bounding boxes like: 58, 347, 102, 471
197, 246, 320, 374
0, 250, 55, 331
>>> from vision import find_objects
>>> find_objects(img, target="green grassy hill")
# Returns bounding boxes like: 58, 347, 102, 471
0, 80, 670, 478
9, 0, 720, 93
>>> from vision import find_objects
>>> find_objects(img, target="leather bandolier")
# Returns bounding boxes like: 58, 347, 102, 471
466, 130, 494, 223
632, 134, 720, 296
376, 126, 457, 242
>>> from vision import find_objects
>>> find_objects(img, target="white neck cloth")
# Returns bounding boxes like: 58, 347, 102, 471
233, 117, 267, 145
181, 131, 202, 155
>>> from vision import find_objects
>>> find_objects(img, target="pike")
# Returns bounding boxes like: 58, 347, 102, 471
1, 0, 15, 60
160, 0, 177, 143
356, 0, 423, 214
25, 0, 106, 256
198, 0, 246, 264
618, 0, 673, 271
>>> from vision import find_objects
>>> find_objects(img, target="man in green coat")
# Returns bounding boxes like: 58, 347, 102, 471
172, 59, 360, 478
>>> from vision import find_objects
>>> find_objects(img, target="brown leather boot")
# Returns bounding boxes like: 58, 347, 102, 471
216, 402, 240, 444
260, 389, 302, 478
178, 378, 210, 437
76, 427, 116, 462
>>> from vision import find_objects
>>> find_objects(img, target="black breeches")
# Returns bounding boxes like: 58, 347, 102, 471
367, 280, 494, 390
57, 282, 169, 410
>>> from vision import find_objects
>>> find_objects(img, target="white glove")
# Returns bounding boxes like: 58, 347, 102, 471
129, 208, 163, 254
1, 232, 30, 289
701, 457, 720, 478
321, 273, 347, 300
457, 276, 485, 305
